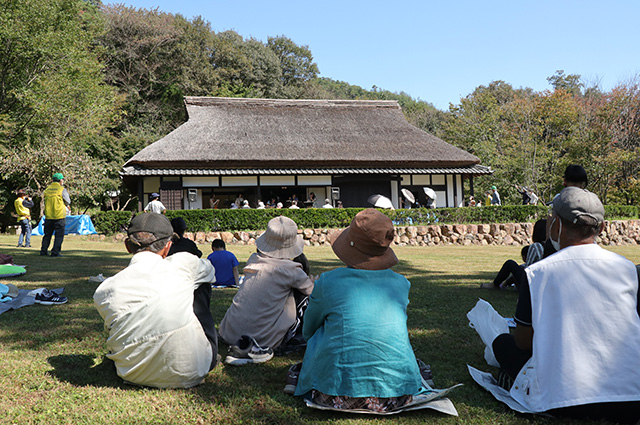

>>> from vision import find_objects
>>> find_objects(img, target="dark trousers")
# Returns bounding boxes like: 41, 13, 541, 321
492, 333, 640, 424
40, 218, 65, 256
192, 283, 219, 370
492, 259, 525, 287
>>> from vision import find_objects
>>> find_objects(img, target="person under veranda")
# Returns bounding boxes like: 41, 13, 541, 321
93, 213, 219, 388
491, 187, 640, 424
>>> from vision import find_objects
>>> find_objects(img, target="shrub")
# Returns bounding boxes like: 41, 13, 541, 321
92, 210, 134, 235
92, 204, 639, 233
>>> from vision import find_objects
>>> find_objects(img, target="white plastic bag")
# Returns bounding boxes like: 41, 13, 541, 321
467, 298, 509, 367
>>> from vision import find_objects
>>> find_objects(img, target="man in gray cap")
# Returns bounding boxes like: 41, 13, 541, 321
491, 187, 640, 423
93, 213, 218, 388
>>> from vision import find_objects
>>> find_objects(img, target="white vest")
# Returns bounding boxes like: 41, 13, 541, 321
512, 244, 640, 412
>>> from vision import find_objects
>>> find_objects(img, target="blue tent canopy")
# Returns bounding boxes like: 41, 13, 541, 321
32, 215, 97, 236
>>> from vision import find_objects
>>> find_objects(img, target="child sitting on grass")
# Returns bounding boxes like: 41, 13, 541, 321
207, 239, 239, 287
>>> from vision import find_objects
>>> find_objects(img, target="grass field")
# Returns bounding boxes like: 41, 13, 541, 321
1, 234, 638, 425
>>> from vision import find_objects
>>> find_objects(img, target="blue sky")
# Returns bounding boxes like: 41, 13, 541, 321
118, 0, 640, 110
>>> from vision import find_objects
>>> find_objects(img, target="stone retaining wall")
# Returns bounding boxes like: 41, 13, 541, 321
104, 219, 640, 247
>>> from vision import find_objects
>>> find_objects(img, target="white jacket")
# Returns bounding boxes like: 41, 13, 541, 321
94, 252, 215, 388
513, 244, 640, 411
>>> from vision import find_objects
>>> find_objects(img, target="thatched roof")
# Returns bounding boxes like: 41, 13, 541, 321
125, 97, 480, 169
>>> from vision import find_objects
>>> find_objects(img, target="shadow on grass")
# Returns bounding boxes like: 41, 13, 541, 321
47, 354, 123, 388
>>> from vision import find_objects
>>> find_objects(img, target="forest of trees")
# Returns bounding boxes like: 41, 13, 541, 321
1, 0, 640, 227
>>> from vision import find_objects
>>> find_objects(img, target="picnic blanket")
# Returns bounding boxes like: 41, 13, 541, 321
32, 215, 97, 236
304, 379, 462, 416
0, 288, 65, 316
468, 365, 546, 414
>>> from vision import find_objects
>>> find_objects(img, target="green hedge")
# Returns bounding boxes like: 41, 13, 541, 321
91, 210, 134, 235
91, 204, 639, 234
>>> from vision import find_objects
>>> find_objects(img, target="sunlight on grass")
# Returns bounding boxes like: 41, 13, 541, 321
0, 234, 636, 424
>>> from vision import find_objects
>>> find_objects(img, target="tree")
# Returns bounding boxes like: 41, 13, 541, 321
547, 70, 583, 96
267, 36, 319, 97
0, 0, 118, 216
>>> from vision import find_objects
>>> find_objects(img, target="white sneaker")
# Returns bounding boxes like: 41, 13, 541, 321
224, 335, 273, 366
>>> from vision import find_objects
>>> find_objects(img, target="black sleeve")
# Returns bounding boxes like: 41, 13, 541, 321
22, 199, 34, 209
515, 274, 532, 327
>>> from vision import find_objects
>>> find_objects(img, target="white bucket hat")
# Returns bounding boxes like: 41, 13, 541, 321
255, 216, 304, 259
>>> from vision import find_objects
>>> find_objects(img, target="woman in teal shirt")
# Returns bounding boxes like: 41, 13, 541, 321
294, 209, 422, 412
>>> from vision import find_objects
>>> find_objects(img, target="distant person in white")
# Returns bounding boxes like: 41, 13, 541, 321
322, 199, 333, 208
144, 193, 166, 214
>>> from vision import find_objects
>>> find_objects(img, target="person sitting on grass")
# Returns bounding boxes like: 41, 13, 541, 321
207, 239, 239, 287
167, 217, 202, 258
93, 213, 218, 388
481, 219, 546, 289
491, 187, 640, 424
292, 208, 424, 413
218, 216, 315, 365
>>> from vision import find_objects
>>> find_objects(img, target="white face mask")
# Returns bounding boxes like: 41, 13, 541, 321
549, 217, 562, 251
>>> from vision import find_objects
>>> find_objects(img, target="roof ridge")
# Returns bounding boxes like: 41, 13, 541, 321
184, 96, 400, 108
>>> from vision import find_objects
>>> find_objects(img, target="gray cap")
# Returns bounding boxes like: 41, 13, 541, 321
553, 187, 604, 225
128, 213, 174, 241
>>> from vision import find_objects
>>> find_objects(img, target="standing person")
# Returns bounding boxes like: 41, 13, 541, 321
94, 213, 218, 388
514, 184, 531, 205
14, 189, 34, 248
491, 187, 640, 423
490, 186, 501, 205
293, 209, 423, 412
40, 173, 70, 257
207, 239, 240, 287
144, 193, 166, 214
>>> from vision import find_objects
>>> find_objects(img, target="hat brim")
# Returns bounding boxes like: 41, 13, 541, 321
255, 232, 305, 259
331, 227, 398, 270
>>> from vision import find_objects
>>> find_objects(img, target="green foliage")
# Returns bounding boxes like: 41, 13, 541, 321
604, 205, 639, 220
92, 210, 134, 235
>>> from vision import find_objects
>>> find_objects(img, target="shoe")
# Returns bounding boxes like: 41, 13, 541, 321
50, 253, 62, 257
283, 362, 302, 394
417, 359, 435, 387
35, 289, 68, 305
40, 252, 49, 256
17, 244, 22, 248
496, 369, 514, 391
224, 335, 273, 366
25, 245, 31, 248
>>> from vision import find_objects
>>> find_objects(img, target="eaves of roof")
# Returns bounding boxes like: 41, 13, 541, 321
121, 164, 493, 177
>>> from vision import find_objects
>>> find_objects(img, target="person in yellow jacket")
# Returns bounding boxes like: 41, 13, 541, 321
14, 189, 34, 247
40, 173, 71, 257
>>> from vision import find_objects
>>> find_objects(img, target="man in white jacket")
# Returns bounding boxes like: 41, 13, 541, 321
492, 187, 640, 424
94, 213, 218, 388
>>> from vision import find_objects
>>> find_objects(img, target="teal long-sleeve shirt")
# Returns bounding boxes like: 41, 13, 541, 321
295, 267, 421, 398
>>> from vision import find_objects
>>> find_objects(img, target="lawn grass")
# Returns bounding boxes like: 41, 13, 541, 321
1, 234, 638, 425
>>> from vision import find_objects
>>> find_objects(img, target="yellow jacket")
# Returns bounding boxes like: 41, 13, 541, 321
44, 182, 67, 219
14, 197, 31, 221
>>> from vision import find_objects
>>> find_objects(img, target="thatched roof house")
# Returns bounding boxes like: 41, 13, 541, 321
123, 97, 491, 210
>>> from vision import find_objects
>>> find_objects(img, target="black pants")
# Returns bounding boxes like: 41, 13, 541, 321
40, 218, 65, 256
492, 259, 525, 287
192, 283, 219, 370
492, 333, 640, 424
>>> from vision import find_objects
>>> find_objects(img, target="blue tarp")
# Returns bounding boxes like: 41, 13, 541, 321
32, 215, 97, 236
